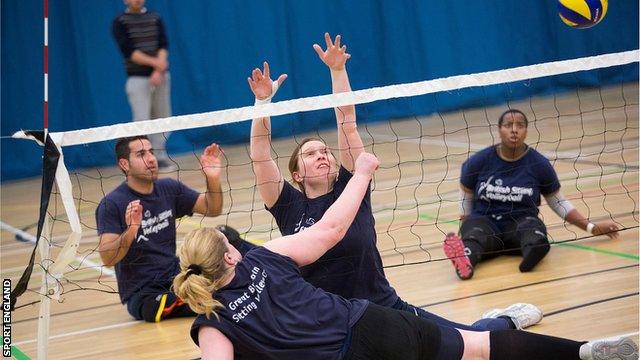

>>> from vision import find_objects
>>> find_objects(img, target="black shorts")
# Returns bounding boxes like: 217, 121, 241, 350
344, 303, 441, 360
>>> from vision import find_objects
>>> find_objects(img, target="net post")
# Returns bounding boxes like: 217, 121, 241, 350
37, 216, 52, 360
39, 0, 51, 353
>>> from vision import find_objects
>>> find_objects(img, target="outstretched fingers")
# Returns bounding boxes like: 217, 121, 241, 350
334, 34, 341, 48
324, 32, 333, 49
312, 43, 324, 58
276, 74, 288, 87
252, 67, 263, 82
263, 61, 270, 79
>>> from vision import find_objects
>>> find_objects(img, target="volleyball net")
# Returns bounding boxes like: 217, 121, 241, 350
6, 50, 639, 315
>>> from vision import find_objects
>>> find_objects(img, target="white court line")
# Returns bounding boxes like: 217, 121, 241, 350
0, 220, 115, 277
13, 320, 140, 346
0, 221, 41, 242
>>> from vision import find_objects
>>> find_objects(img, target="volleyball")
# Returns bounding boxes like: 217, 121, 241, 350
558, 0, 608, 28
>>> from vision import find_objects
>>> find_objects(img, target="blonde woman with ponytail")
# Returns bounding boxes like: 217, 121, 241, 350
174, 152, 636, 360
173, 227, 235, 319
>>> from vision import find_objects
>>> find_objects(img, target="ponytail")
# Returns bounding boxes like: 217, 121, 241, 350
173, 227, 232, 319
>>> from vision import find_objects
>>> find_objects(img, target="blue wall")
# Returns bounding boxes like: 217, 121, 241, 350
2, 1, 638, 181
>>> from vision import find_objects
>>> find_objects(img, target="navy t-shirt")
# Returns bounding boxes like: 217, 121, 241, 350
191, 247, 368, 360
95, 179, 199, 303
267, 166, 398, 307
460, 145, 561, 228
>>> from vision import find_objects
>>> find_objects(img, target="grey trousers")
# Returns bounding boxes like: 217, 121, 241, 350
125, 73, 172, 160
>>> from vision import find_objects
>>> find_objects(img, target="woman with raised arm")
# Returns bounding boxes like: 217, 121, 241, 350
247, 32, 541, 332
174, 154, 636, 360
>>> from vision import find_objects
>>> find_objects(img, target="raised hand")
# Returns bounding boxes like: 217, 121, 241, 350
354, 152, 380, 177
200, 143, 224, 180
247, 61, 288, 101
125, 200, 143, 228
592, 220, 620, 239
313, 32, 351, 71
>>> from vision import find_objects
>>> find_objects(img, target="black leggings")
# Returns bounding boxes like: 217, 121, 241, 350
126, 282, 195, 322
460, 215, 550, 272
344, 303, 457, 360
343, 303, 584, 360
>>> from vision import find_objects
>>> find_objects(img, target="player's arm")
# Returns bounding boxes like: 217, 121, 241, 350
313, 32, 364, 172
98, 200, 142, 266
198, 326, 233, 360
544, 191, 619, 238
193, 144, 224, 217
248, 62, 288, 208
459, 185, 474, 220
264, 153, 379, 266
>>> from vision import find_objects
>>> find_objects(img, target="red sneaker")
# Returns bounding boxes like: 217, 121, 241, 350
443, 232, 474, 280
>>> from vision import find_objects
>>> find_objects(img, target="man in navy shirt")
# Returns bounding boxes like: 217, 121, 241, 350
96, 135, 224, 322
444, 109, 620, 281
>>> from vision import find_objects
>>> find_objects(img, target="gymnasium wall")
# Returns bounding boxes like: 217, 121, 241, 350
2, 1, 638, 180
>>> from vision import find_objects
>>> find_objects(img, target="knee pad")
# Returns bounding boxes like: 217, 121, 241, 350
519, 217, 549, 250
461, 218, 497, 249
519, 230, 550, 272
521, 230, 550, 251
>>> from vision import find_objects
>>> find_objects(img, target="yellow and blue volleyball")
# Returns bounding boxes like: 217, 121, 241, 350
558, 0, 608, 29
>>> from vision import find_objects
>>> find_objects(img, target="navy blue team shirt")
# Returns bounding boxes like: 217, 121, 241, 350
267, 166, 398, 307
460, 145, 561, 229
95, 178, 199, 303
191, 247, 368, 360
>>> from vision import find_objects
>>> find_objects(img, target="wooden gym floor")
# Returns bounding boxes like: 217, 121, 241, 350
1, 84, 638, 359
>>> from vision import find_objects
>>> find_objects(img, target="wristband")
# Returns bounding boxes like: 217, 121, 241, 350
586, 222, 595, 234
254, 80, 280, 105
255, 97, 271, 105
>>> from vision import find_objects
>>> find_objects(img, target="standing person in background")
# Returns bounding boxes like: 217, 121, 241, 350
112, 0, 175, 171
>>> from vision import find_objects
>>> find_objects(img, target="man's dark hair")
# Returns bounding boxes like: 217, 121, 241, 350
115, 135, 150, 163
498, 109, 528, 127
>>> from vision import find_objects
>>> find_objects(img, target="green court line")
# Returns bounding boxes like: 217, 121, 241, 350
12, 346, 30, 360
419, 213, 459, 225
0, 338, 30, 360
418, 211, 638, 261
556, 242, 640, 261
